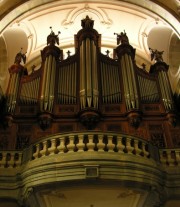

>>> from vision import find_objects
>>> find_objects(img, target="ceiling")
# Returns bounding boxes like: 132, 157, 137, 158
0, 0, 179, 93
38, 186, 142, 207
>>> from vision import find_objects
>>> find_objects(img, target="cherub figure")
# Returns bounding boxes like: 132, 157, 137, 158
149, 48, 164, 62
114, 30, 129, 45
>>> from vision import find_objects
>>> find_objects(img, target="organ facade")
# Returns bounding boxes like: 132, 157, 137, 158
0, 16, 178, 149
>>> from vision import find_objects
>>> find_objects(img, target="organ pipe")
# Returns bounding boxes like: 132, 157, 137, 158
121, 55, 131, 109
138, 74, 159, 103
58, 61, 77, 104
158, 70, 174, 110
100, 59, 121, 104
40, 55, 56, 112
120, 53, 139, 110
149, 61, 174, 111
79, 38, 99, 109
6, 73, 20, 113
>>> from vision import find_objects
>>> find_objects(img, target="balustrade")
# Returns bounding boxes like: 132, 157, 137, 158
31, 132, 151, 161
0, 151, 22, 168
2, 133, 180, 169
159, 149, 180, 166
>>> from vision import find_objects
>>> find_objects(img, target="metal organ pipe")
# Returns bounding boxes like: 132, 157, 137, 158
158, 72, 168, 109
58, 62, 77, 105
158, 70, 174, 110
128, 55, 139, 108
80, 38, 99, 109
40, 55, 56, 112
121, 56, 130, 109
92, 40, 98, 108
162, 71, 173, 109
48, 56, 56, 111
80, 40, 85, 109
6, 73, 20, 113
100, 60, 121, 104
120, 53, 139, 110
86, 38, 92, 107
125, 54, 134, 108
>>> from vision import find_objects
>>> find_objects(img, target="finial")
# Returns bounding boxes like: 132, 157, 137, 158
149, 48, 164, 62
114, 31, 129, 45
31, 65, 36, 73
105, 50, 110, 57
141, 63, 146, 70
67, 50, 71, 58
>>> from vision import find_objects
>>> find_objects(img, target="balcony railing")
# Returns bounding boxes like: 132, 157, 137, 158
0, 132, 179, 168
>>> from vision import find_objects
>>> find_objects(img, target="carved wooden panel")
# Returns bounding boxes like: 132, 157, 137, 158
171, 129, 180, 147
149, 124, 166, 148
16, 134, 30, 150
106, 124, 122, 132
0, 134, 9, 150
58, 124, 74, 132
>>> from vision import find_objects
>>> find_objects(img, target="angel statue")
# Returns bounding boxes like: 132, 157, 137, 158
14, 48, 26, 65
149, 48, 164, 62
114, 30, 129, 45
47, 27, 61, 46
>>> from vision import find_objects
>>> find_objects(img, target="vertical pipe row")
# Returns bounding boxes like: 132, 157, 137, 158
58, 62, 77, 105
121, 56, 130, 109
158, 72, 168, 109
40, 58, 48, 110
138, 76, 143, 102
86, 38, 92, 107
92, 42, 98, 108
80, 38, 99, 109
80, 40, 86, 109
73, 63, 77, 103
125, 54, 135, 108
162, 71, 173, 110
121, 53, 139, 110
143, 77, 146, 102
68, 64, 71, 104
128, 55, 139, 108
101, 63, 105, 103
45, 55, 52, 110
48, 57, 56, 111
40, 54, 56, 112
7, 74, 20, 113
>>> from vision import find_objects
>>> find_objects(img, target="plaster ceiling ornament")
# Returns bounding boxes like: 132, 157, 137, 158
61, 3, 113, 32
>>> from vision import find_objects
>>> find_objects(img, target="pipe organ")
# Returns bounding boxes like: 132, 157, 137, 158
1, 16, 179, 150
